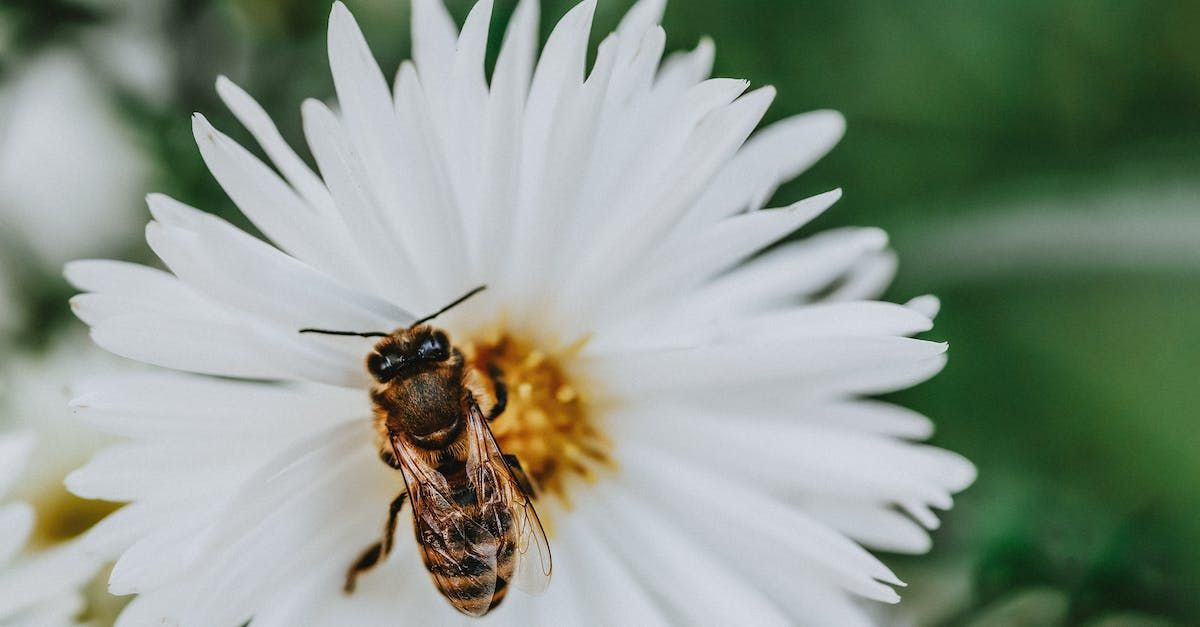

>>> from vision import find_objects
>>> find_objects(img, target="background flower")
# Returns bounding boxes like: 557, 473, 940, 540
0, 429, 102, 626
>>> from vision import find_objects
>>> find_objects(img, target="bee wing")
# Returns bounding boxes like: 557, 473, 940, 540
465, 404, 553, 595
391, 435, 500, 617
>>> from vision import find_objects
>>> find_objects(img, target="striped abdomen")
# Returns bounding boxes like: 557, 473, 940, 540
414, 459, 517, 614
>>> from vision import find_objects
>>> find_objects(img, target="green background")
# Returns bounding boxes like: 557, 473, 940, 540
3, 0, 1198, 624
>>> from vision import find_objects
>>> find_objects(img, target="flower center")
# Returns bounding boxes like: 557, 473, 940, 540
460, 328, 613, 507
29, 485, 118, 548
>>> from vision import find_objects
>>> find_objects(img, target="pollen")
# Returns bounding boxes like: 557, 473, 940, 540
461, 328, 613, 507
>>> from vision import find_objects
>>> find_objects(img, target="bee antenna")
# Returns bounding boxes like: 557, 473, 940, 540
410, 285, 487, 328
299, 329, 390, 338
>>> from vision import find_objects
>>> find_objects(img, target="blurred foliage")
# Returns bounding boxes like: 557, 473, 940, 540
2, 0, 1198, 624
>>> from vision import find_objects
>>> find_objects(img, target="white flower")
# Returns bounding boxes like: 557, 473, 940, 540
66, 1, 975, 625
0, 430, 98, 626
0, 49, 151, 270
0, 337, 126, 625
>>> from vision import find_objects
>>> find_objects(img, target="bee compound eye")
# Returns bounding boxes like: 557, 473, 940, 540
369, 351, 406, 381
417, 335, 450, 362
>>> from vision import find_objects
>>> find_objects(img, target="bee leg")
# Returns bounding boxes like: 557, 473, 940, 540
344, 492, 408, 594
503, 454, 537, 496
380, 491, 408, 556
380, 448, 401, 470
344, 543, 382, 594
486, 364, 507, 421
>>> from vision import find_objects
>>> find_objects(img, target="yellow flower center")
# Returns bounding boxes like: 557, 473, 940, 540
29, 485, 118, 549
461, 328, 613, 508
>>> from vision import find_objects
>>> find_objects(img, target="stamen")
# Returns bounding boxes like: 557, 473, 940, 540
462, 328, 614, 508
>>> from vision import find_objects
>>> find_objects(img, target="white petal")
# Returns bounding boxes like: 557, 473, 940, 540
300, 98, 432, 307
568, 87, 778, 309
615, 0, 666, 46
329, 2, 467, 293
214, 76, 335, 216
0, 503, 34, 565
71, 373, 364, 441
805, 499, 933, 554
905, 294, 942, 320
67, 440, 255, 502
409, 0, 459, 107
613, 402, 974, 507
618, 445, 905, 604
610, 189, 842, 316
0, 431, 35, 499
689, 110, 846, 225
145, 194, 414, 331
504, 0, 597, 299
0, 541, 99, 619
184, 423, 392, 626
684, 227, 892, 319
191, 114, 359, 279
553, 516, 672, 626
3, 592, 86, 627
586, 483, 794, 625
89, 311, 368, 387
591, 335, 947, 392
826, 249, 900, 302
472, 0, 538, 276
108, 509, 214, 594
725, 301, 934, 341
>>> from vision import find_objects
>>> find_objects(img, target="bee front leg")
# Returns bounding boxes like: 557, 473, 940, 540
345, 491, 408, 594
486, 364, 507, 421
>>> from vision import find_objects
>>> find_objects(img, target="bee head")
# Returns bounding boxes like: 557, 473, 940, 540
368, 326, 452, 383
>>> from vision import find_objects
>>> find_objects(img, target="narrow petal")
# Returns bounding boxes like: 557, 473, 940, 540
214, 76, 335, 216
191, 114, 361, 281
0, 542, 99, 618
607, 189, 841, 317
145, 193, 414, 331
0, 432, 35, 499
618, 446, 906, 604
566, 87, 778, 309
612, 402, 973, 508
0, 504, 34, 564
89, 311, 368, 387
689, 110, 846, 225
557, 516, 672, 626
804, 499, 933, 554
826, 250, 900, 302
70, 372, 365, 441
300, 98, 430, 306
590, 335, 947, 392
409, 0, 459, 107
586, 484, 794, 625
330, 2, 467, 291
725, 301, 934, 341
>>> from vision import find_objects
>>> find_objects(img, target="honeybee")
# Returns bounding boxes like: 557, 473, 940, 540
301, 286, 551, 617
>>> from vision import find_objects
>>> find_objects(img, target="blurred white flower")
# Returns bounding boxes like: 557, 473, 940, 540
76, 0, 175, 106
0, 49, 151, 270
0, 264, 17, 339
0, 335, 128, 625
66, 0, 974, 625
1, 335, 123, 511
0, 430, 98, 626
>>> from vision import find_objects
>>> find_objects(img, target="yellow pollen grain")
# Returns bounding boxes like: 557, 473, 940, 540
461, 329, 612, 508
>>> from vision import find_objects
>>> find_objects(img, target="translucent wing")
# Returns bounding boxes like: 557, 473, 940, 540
464, 404, 553, 595
391, 435, 499, 617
